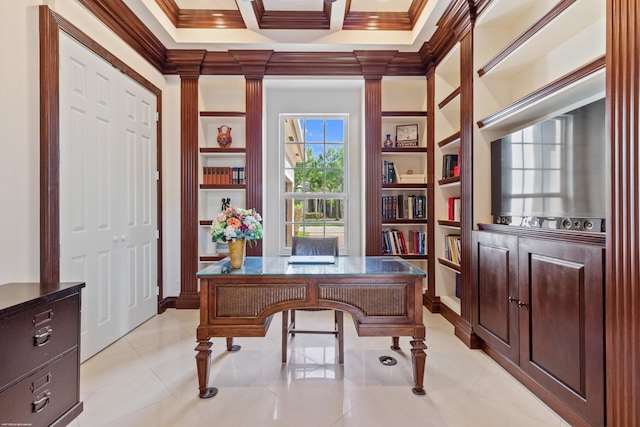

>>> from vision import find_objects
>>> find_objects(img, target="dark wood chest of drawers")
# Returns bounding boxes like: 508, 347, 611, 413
0, 282, 84, 427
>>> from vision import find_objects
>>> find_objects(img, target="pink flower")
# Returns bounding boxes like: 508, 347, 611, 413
226, 217, 242, 229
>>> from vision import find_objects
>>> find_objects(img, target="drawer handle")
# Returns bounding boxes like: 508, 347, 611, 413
33, 326, 53, 347
32, 391, 51, 413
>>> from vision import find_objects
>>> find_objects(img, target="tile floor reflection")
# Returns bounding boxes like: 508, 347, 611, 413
71, 308, 570, 427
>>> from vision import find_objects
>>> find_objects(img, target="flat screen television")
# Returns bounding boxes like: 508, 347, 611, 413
491, 97, 606, 232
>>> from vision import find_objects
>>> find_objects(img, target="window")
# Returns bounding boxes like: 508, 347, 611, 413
281, 115, 347, 251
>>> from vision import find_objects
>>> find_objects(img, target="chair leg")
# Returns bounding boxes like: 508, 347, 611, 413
336, 311, 344, 364
290, 309, 296, 336
281, 310, 288, 363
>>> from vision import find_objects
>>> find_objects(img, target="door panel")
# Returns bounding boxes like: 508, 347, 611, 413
519, 238, 604, 426
59, 32, 157, 361
472, 231, 519, 363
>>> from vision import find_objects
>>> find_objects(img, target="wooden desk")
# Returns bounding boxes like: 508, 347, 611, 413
195, 256, 427, 398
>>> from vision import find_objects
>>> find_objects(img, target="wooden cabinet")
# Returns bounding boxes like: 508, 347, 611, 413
472, 227, 604, 426
0, 282, 84, 427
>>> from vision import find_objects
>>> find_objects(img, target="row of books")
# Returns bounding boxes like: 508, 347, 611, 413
442, 154, 459, 179
382, 194, 426, 219
382, 160, 397, 184
382, 229, 426, 255
202, 166, 245, 185
444, 234, 461, 264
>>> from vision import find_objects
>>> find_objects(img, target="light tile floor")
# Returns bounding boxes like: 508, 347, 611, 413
70, 308, 570, 427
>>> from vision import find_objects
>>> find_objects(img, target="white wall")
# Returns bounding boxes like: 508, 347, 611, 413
0, 1, 182, 298
264, 79, 364, 257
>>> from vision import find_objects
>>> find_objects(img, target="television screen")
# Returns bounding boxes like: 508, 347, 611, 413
491, 97, 606, 230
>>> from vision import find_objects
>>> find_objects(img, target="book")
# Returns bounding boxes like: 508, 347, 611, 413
442, 154, 459, 178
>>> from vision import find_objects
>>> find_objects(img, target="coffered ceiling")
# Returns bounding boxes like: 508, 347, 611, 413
123, 0, 452, 52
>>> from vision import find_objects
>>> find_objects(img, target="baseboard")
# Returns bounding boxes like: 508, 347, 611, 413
423, 292, 441, 313
158, 296, 178, 313
454, 317, 481, 349
176, 292, 200, 309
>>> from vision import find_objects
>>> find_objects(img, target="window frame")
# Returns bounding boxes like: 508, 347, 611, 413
279, 113, 349, 255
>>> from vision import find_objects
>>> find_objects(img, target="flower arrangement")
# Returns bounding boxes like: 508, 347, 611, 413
211, 205, 263, 246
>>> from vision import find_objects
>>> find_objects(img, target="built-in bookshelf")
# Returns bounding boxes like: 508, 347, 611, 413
198, 77, 246, 266
434, 41, 462, 316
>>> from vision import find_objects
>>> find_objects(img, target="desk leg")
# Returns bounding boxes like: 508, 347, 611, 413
195, 340, 218, 399
410, 338, 427, 395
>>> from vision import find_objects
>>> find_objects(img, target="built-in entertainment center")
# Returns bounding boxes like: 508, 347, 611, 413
490, 97, 606, 232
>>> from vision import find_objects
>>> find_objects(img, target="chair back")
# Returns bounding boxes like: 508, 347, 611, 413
291, 237, 339, 256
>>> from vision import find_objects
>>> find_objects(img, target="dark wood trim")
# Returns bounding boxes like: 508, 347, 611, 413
176, 75, 201, 309
477, 0, 578, 77
200, 147, 246, 154
382, 219, 429, 225
245, 78, 264, 257
39, 6, 60, 284
200, 184, 247, 190
438, 257, 461, 272
439, 300, 460, 326
477, 55, 606, 129
176, 9, 246, 29
343, 0, 427, 31
437, 86, 461, 110
438, 220, 461, 228
382, 183, 428, 189
381, 147, 427, 154
606, 1, 640, 426
459, 31, 473, 324
381, 111, 427, 117
426, 69, 436, 310
478, 223, 605, 246
479, 340, 594, 427
252, 0, 330, 30
200, 111, 246, 117
455, 316, 480, 349
438, 176, 461, 186
77, 0, 166, 73
437, 131, 461, 147
364, 79, 383, 256
153, 0, 179, 27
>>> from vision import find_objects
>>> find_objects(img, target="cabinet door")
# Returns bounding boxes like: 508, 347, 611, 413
472, 231, 519, 363
518, 238, 604, 426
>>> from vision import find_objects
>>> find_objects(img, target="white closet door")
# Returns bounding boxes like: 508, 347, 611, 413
59, 32, 157, 361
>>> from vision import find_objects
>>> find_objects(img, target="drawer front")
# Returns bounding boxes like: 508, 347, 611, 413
0, 294, 80, 389
0, 349, 79, 427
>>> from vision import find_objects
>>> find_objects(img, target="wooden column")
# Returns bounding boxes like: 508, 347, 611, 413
228, 50, 273, 256
167, 50, 206, 309
606, 0, 640, 425
457, 29, 479, 348
355, 50, 398, 256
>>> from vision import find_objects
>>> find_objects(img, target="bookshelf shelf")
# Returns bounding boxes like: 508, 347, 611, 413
438, 257, 461, 272
438, 220, 461, 228
438, 176, 461, 186
382, 183, 428, 189
437, 131, 461, 148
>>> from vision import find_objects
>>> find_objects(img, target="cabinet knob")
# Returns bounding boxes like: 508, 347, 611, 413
517, 301, 527, 308
113, 235, 120, 242
508, 296, 517, 303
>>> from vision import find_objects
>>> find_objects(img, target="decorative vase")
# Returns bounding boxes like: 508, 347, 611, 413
383, 134, 394, 148
228, 238, 245, 269
217, 125, 233, 148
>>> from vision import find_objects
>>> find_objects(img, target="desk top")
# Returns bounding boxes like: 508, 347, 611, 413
197, 256, 426, 277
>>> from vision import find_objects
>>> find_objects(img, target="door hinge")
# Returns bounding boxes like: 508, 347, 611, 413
156, 230, 160, 239
155, 111, 159, 122
156, 171, 160, 181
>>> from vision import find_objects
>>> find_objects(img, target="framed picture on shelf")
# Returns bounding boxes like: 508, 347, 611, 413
395, 124, 419, 147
